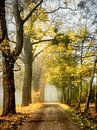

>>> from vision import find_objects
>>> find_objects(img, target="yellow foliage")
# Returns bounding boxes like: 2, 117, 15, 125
37, 8, 48, 21
57, 44, 66, 52
68, 31, 76, 41
78, 28, 87, 38
65, 66, 77, 75
77, 64, 92, 76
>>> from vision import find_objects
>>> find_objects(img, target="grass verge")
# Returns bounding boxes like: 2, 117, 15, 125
59, 103, 97, 130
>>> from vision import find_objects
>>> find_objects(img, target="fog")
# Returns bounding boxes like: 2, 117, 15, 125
0, 87, 22, 108
0, 84, 60, 108
44, 85, 59, 102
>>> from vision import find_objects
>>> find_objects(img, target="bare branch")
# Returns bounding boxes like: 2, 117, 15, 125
32, 33, 65, 45
46, 6, 78, 14
23, 1, 43, 24
32, 39, 53, 45
33, 45, 51, 60
8, 39, 16, 44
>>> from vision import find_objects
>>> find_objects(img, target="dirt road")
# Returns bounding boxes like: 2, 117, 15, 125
18, 103, 80, 130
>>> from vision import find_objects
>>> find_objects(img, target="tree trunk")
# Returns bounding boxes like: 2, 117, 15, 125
0, 0, 16, 116
78, 40, 84, 108
68, 77, 72, 105
66, 75, 70, 104
95, 85, 97, 113
0, 0, 7, 44
77, 76, 82, 108
2, 0, 24, 115
61, 85, 65, 103
22, 35, 32, 106
95, 74, 97, 112
2, 57, 16, 116
85, 56, 97, 112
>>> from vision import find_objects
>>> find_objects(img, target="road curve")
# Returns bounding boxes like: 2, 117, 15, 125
18, 103, 80, 130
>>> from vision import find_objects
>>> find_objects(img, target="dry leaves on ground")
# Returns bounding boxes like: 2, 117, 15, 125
0, 103, 42, 129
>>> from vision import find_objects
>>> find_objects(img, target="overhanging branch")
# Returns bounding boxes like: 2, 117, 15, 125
32, 39, 53, 45
23, 1, 43, 24
32, 34, 65, 45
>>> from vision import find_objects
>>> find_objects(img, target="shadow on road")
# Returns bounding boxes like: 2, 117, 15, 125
17, 103, 80, 130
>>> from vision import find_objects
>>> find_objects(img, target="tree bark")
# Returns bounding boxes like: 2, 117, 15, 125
22, 35, 32, 106
77, 40, 84, 108
13, 0, 23, 58
68, 77, 72, 105
2, 56, 16, 116
62, 85, 65, 103
77, 75, 82, 108
66, 75, 70, 104
0, 0, 7, 44
85, 56, 97, 112
95, 74, 97, 112
2, 0, 24, 116
0, 0, 16, 116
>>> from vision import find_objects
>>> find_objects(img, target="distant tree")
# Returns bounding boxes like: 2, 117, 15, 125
85, 56, 97, 112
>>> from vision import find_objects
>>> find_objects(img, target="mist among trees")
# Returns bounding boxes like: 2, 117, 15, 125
0, 0, 97, 129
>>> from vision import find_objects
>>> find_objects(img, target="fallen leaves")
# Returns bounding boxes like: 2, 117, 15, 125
59, 103, 97, 130
16, 103, 42, 114
0, 103, 42, 129
0, 113, 27, 129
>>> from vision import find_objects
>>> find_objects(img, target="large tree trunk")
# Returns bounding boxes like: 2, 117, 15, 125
95, 84, 97, 113
2, 56, 16, 116
85, 56, 97, 112
22, 35, 32, 106
2, 0, 24, 116
1, 0, 41, 115
0, 0, 16, 116
95, 74, 97, 112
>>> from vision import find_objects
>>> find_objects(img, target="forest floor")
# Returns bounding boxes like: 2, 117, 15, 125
0, 103, 97, 129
